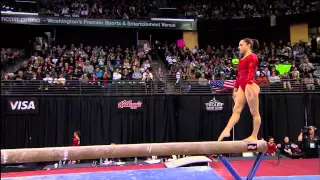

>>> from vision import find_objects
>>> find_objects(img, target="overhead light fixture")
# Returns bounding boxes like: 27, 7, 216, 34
151, 18, 194, 22
1, 11, 38, 16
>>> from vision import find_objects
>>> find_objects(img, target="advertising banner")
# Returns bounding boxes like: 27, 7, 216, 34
1, 14, 197, 30
5, 97, 38, 115
116, 97, 144, 112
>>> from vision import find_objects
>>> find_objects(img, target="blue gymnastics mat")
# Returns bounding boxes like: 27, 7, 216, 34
2, 166, 224, 180
2, 167, 319, 180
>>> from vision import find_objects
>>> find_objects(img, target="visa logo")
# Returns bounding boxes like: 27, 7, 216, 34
9, 101, 35, 110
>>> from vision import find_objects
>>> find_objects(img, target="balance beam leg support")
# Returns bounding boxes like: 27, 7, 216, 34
218, 152, 265, 180
246, 152, 265, 180
218, 155, 242, 180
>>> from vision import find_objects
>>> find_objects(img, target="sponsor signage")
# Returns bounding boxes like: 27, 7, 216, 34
5, 97, 38, 114
1, 14, 197, 30
247, 143, 258, 151
118, 100, 143, 110
205, 97, 224, 111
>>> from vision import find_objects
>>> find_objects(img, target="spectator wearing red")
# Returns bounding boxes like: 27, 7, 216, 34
73, 131, 80, 146
256, 72, 268, 85
89, 73, 99, 85
267, 137, 276, 156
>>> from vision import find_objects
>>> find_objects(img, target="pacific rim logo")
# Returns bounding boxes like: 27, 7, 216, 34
9, 101, 35, 110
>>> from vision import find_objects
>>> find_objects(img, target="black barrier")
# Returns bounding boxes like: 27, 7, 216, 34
0, 94, 319, 149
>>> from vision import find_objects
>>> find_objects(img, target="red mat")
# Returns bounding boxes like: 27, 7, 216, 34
2, 159, 319, 179
211, 159, 320, 180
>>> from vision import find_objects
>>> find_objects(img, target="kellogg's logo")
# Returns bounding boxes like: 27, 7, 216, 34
118, 100, 142, 110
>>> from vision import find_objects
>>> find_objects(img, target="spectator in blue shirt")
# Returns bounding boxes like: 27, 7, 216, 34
95, 68, 102, 78
132, 67, 142, 80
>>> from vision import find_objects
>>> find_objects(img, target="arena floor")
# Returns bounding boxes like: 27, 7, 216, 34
2, 159, 319, 180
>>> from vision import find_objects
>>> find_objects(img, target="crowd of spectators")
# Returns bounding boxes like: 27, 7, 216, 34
39, 0, 151, 19
2, 42, 161, 93
183, 0, 319, 19
165, 39, 320, 93
1, 48, 22, 72
2, 0, 319, 19
266, 136, 304, 158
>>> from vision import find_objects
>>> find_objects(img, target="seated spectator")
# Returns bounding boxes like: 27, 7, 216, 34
155, 67, 164, 81
269, 71, 281, 84
83, 60, 94, 74
141, 60, 151, 70
199, 73, 208, 86
95, 68, 103, 79
123, 59, 131, 69
132, 67, 143, 80
304, 73, 315, 91
281, 72, 292, 90
89, 73, 99, 85
281, 136, 293, 157
142, 68, 153, 81
121, 69, 131, 80
112, 69, 122, 80
43, 73, 53, 84
79, 74, 89, 85
267, 137, 276, 156
54, 74, 66, 85
256, 72, 268, 85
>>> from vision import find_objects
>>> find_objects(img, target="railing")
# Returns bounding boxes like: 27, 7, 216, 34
1, 79, 320, 95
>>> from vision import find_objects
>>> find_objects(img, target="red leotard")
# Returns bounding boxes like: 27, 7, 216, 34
73, 137, 80, 146
234, 53, 258, 91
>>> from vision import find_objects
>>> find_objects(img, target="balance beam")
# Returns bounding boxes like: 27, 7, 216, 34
1, 140, 267, 164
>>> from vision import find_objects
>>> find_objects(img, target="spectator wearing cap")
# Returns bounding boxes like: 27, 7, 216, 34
256, 72, 268, 85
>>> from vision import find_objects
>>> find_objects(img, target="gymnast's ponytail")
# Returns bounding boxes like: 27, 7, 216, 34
242, 38, 260, 52
250, 39, 259, 52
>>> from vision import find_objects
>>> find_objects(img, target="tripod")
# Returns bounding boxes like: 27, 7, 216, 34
276, 148, 282, 166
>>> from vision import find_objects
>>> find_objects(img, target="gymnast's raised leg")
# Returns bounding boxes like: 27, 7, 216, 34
218, 87, 246, 141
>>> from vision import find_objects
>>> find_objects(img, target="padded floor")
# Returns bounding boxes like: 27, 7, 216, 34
249, 176, 320, 180
2, 166, 319, 180
1, 167, 224, 180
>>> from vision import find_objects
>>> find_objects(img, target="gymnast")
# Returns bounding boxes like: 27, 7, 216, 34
218, 38, 261, 142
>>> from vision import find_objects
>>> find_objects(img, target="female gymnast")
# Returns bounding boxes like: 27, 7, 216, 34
218, 38, 261, 142
73, 131, 81, 146
72, 131, 81, 164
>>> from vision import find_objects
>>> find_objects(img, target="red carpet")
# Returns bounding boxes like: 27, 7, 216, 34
211, 159, 320, 180
2, 159, 319, 179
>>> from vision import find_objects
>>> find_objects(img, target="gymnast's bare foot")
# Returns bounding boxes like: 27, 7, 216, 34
243, 136, 258, 142
218, 129, 231, 141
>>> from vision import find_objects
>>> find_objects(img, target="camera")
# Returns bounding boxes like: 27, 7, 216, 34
301, 126, 310, 138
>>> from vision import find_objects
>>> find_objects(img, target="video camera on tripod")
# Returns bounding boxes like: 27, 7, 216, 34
301, 126, 317, 139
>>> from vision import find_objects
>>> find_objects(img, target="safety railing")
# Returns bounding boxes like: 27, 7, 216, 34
1, 78, 320, 95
